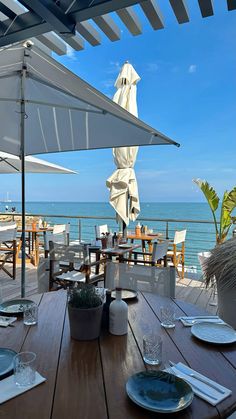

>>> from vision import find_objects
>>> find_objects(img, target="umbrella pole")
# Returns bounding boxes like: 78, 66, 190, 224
20, 56, 27, 298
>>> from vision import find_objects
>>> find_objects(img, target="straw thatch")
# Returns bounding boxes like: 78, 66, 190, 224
204, 238, 236, 291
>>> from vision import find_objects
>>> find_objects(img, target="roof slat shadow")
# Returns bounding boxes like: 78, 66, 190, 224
93, 14, 121, 41
169, 0, 190, 24
227, 0, 236, 11
116, 6, 142, 35
76, 21, 101, 46
197, 0, 214, 17
140, 0, 164, 30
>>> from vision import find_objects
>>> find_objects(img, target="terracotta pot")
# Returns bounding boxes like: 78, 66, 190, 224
68, 303, 103, 340
101, 237, 108, 249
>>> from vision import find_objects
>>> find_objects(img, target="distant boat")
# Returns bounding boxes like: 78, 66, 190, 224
4, 192, 12, 202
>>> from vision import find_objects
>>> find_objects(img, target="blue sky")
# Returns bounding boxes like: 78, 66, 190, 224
1, 2, 236, 202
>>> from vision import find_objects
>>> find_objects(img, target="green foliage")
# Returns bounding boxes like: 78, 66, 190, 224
193, 179, 236, 244
68, 284, 102, 309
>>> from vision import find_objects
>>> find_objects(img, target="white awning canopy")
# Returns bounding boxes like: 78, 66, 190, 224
0, 43, 179, 157
0, 152, 76, 174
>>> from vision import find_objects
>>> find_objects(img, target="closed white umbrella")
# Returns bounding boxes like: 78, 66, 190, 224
106, 62, 140, 226
0, 152, 76, 174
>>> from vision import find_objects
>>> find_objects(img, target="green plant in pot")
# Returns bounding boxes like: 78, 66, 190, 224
67, 284, 104, 340
193, 179, 236, 244
203, 238, 236, 329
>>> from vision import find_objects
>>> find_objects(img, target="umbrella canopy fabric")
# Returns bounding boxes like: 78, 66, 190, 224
106, 62, 140, 225
0, 152, 76, 174
0, 43, 179, 157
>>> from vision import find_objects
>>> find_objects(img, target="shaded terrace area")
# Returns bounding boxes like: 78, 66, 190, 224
0, 263, 218, 315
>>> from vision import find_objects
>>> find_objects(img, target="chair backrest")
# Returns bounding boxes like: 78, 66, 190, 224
0, 222, 17, 230
95, 224, 109, 239
49, 242, 89, 264
45, 224, 70, 250
0, 225, 17, 244
105, 261, 176, 298
151, 240, 169, 262
173, 230, 186, 245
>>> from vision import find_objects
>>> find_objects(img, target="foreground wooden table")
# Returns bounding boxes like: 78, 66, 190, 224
0, 291, 236, 419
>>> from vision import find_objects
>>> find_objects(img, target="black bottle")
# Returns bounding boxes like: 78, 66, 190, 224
112, 232, 117, 247
102, 290, 112, 330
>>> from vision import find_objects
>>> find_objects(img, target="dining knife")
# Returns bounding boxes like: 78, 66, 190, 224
177, 316, 219, 320
169, 361, 225, 394
167, 364, 218, 400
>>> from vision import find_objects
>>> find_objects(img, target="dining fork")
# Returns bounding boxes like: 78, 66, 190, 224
164, 362, 218, 400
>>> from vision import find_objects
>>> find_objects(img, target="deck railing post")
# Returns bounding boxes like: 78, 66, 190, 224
166, 221, 169, 239
79, 219, 82, 243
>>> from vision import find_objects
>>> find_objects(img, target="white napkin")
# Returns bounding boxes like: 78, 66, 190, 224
179, 316, 224, 327
0, 316, 17, 327
0, 372, 46, 404
168, 362, 231, 405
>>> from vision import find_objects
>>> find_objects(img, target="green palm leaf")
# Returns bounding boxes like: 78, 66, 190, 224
193, 179, 219, 212
222, 187, 236, 214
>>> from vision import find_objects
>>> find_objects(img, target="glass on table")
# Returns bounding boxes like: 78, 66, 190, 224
14, 352, 36, 387
160, 306, 176, 329
23, 303, 38, 326
143, 333, 162, 365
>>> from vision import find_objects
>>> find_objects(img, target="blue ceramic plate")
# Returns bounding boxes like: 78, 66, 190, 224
0, 299, 34, 315
126, 370, 194, 413
0, 348, 17, 380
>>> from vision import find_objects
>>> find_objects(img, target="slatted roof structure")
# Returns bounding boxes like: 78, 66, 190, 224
0, 1, 235, 55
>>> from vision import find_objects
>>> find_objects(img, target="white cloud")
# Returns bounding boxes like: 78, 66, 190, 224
101, 79, 114, 89
146, 62, 159, 72
137, 169, 168, 179
106, 61, 121, 74
188, 64, 197, 74
66, 46, 77, 61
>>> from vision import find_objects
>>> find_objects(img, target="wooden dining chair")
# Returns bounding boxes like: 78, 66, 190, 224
167, 229, 186, 279
122, 240, 169, 267
48, 242, 105, 290
105, 260, 176, 298
0, 224, 17, 279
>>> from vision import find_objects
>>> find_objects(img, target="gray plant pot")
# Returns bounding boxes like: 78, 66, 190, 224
217, 281, 236, 329
68, 303, 103, 340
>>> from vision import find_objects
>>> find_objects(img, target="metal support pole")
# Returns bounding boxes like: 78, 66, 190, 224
20, 53, 27, 298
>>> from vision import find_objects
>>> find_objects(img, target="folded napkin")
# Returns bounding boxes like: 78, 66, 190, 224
0, 372, 46, 404
179, 316, 224, 327
167, 362, 231, 405
0, 316, 17, 327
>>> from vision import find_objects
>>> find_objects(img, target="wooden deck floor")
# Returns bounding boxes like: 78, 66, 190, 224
0, 264, 218, 314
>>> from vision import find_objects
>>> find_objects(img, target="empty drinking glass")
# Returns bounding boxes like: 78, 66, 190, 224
23, 303, 38, 326
143, 334, 162, 365
14, 352, 36, 387
160, 306, 176, 329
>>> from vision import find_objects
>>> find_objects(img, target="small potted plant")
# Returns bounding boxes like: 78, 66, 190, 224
203, 238, 236, 329
67, 284, 104, 340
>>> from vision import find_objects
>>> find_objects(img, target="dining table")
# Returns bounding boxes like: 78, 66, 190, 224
16, 226, 53, 266
127, 232, 163, 254
0, 291, 236, 419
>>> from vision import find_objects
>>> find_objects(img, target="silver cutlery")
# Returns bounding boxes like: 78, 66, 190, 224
177, 316, 219, 320
166, 363, 218, 400
169, 361, 225, 394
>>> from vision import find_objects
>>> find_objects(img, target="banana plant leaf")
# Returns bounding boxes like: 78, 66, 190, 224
222, 187, 236, 213
193, 179, 219, 212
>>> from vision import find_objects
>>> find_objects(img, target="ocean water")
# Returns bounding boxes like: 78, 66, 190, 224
0, 201, 232, 272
